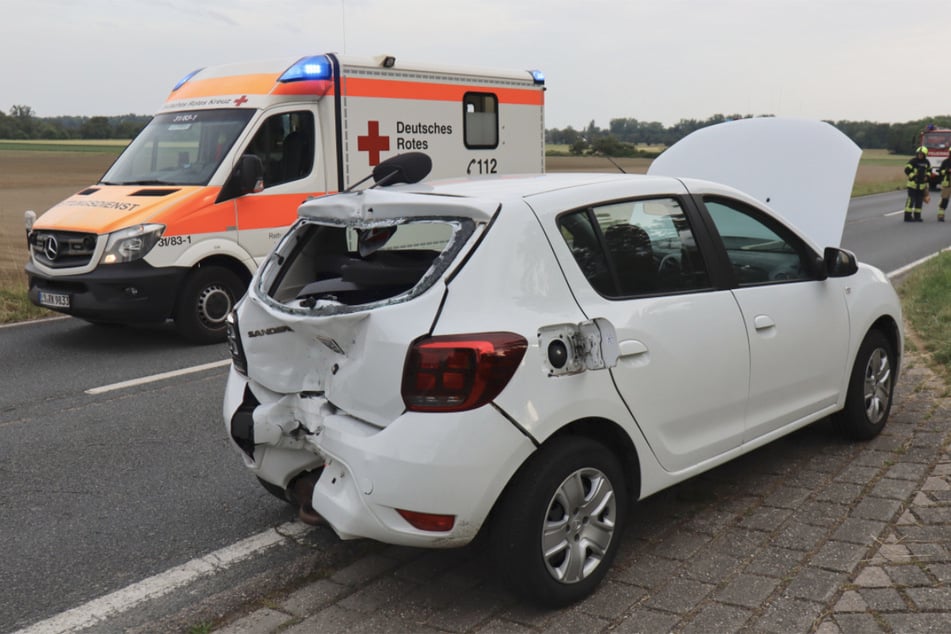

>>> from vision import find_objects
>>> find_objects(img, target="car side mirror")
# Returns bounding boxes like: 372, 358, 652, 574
824, 246, 858, 278
235, 154, 264, 195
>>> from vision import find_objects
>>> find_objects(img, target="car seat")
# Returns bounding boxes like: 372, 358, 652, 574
604, 224, 655, 295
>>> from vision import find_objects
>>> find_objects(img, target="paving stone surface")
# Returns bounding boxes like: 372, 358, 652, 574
213, 346, 951, 633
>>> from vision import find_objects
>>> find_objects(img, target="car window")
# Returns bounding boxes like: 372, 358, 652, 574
703, 197, 814, 285
244, 111, 315, 188
558, 197, 711, 298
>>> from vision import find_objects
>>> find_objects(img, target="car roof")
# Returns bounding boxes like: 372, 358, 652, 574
298, 172, 768, 230
398, 172, 673, 198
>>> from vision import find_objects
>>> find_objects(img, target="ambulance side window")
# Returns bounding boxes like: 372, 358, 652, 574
463, 93, 499, 149
245, 111, 315, 189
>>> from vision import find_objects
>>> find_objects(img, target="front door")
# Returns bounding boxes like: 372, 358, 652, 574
702, 196, 850, 441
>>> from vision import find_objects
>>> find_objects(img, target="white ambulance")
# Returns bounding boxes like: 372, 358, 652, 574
24, 53, 545, 343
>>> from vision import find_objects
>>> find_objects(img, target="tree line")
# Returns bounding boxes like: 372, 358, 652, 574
0, 105, 149, 140
547, 114, 951, 157
2, 104, 949, 157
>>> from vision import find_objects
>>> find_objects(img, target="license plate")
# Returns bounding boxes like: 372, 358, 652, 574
38, 291, 70, 309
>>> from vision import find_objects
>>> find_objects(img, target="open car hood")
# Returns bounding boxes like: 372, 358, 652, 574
648, 117, 861, 249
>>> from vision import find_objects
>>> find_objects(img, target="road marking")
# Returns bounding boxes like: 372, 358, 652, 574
0, 316, 69, 330
884, 209, 905, 217
84, 359, 231, 395
887, 246, 951, 279
19, 522, 311, 634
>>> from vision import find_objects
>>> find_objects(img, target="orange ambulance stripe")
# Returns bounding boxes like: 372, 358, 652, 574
171, 74, 543, 105
271, 79, 334, 96
170, 74, 281, 99
340, 78, 544, 105
235, 192, 328, 231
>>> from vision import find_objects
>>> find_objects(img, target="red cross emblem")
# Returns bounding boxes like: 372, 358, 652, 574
233, 95, 249, 107
357, 120, 390, 166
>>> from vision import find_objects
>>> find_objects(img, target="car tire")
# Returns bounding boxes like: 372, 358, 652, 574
837, 329, 895, 440
489, 436, 628, 607
174, 266, 244, 344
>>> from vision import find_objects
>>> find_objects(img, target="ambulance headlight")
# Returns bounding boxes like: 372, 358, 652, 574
100, 224, 165, 265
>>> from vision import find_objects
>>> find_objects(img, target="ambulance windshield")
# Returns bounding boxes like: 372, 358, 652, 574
101, 109, 254, 186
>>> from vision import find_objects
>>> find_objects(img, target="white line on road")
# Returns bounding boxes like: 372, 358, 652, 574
0, 316, 69, 330
84, 359, 231, 395
19, 522, 311, 634
884, 209, 906, 217
887, 246, 951, 280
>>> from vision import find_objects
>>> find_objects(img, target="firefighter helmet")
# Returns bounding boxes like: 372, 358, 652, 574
918, 146, 928, 155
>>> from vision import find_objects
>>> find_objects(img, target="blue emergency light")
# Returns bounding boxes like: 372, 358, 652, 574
279, 55, 333, 83
172, 68, 204, 92
530, 70, 545, 85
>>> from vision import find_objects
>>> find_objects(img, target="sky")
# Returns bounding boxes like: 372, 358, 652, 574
3, 0, 949, 129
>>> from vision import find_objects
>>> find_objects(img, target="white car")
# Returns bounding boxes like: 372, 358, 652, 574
223, 118, 902, 606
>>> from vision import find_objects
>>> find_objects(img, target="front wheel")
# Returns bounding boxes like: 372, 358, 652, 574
837, 329, 895, 440
489, 436, 628, 607
174, 266, 245, 344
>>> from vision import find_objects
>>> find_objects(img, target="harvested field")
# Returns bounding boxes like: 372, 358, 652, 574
0, 149, 904, 286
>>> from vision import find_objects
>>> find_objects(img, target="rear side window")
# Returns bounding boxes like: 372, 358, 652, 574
463, 92, 498, 149
558, 197, 711, 298
262, 218, 473, 313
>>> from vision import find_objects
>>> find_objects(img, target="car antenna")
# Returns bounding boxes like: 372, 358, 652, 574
596, 152, 627, 174
344, 152, 433, 192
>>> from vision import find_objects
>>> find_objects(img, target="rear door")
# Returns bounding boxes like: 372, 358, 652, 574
246, 189, 499, 426
546, 190, 750, 473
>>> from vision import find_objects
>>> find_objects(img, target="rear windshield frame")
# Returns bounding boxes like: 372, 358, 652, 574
255, 216, 476, 316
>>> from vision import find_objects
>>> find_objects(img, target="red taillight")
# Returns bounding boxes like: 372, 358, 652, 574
401, 332, 527, 412
396, 509, 456, 532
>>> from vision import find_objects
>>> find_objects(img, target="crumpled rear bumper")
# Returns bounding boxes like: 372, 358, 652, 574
223, 365, 535, 547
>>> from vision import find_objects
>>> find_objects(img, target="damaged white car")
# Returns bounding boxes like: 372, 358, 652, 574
224, 118, 902, 606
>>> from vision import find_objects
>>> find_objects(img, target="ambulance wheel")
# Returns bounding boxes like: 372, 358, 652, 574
175, 266, 244, 344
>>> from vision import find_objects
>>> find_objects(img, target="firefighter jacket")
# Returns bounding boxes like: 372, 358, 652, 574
905, 155, 931, 190
940, 157, 951, 188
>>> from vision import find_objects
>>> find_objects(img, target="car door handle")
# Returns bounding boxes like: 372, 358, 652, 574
617, 339, 649, 368
619, 339, 648, 357
753, 315, 775, 331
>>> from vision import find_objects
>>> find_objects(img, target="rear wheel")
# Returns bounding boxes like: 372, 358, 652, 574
490, 436, 627, 607
837, 329, 895, 440
174, 266, 244, 344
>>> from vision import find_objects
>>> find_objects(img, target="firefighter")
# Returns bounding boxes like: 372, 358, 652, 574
904, 146, 931, 222
939, 154, 951, 222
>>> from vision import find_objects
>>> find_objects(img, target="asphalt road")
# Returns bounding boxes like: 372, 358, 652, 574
1, 191, 949, 632
841, 190, 949, 272
0, 320, 296, 631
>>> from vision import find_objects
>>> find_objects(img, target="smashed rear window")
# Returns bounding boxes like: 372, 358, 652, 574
258, 218, 474, 314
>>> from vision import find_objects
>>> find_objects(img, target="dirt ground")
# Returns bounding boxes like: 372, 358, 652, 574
0, 150, 117, 285
0, 151, 900, 285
